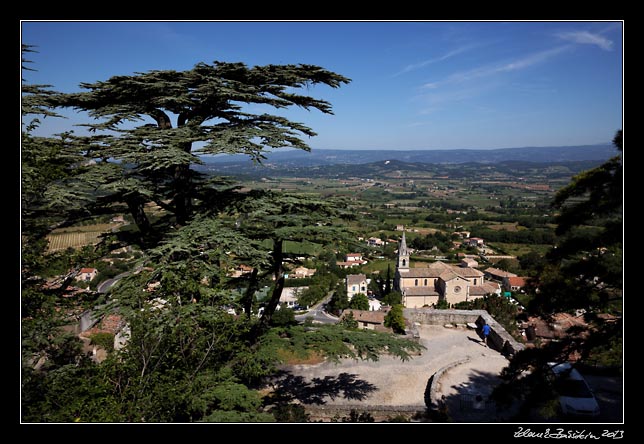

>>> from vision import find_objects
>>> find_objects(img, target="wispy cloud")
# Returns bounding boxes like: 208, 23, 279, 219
557, 30, 613, 51
422, 45, 571, 89
394, 43, 479, 77
406, 121, 432, 128
416, 81, 502, 107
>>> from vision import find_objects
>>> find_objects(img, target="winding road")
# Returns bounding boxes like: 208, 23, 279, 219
294, 291, 339, 324
97, 271, 133, 294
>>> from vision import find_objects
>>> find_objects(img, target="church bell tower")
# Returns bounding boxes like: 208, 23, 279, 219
397, 231, 410, 272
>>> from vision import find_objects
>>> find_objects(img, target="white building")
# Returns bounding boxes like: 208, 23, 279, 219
346, 274, 369, 300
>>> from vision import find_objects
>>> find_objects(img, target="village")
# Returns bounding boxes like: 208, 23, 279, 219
42, 225, 611, 381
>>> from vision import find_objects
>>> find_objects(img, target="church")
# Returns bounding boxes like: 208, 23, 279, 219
394, 232, 500, 308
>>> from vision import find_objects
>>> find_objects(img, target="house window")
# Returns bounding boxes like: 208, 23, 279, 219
402, 259, 406, 267
424, 279, 428, 286
474, 279, 477, 285
352, 286, 356, 291
454, 285, 462, 293
415, 279, 418, 286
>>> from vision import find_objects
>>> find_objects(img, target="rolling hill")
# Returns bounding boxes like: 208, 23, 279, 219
201, 143, 615, 167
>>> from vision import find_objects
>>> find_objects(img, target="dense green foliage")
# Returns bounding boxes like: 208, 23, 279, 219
89, 332, 114, 352
327, 284, 350, 315
493, 130, 623, 420
470, 227, 556, 245
523, 131, 622, 315
409, 231, 455, 252
21, 48, 427, 423
339, 311, 359, 329
349, 293, 370, 311
381, 290, 402, 307
384, 304, 406, 334
53, 61, 350, 231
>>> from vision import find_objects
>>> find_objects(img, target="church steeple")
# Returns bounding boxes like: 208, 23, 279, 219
397, 230, 410, 271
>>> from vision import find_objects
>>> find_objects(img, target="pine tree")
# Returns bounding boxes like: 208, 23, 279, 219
22, 52, 428, 422
528, 130, 622, 314
493, 130, 623, 420
54, 62, 350, 233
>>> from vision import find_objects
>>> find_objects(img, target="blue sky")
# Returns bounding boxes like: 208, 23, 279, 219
21, 21, 622, 150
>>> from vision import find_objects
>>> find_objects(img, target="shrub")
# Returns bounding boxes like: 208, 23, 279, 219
89, 332, 114, 353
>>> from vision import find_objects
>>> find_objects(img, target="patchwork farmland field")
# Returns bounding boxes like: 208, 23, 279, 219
46, 223, 118, 252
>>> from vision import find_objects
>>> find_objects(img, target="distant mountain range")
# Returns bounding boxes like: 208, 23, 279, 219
202, 143, 616, 167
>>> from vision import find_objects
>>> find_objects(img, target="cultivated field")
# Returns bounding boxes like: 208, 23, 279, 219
46, 223, 119, 252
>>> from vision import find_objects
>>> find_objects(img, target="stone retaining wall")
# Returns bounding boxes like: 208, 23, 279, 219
305, 404, 424, 422
427, 357, 471, 409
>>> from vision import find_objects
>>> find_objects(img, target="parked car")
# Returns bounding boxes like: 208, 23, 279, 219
548, 362, 600, 417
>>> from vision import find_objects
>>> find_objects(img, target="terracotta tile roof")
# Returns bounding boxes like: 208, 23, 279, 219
506, 276, 527, 287
461, 258, 478, 265
484, 282, 500, 292
467, 285, 488, 296
80, 314, 125, 338
525, 313, 589, 340
341, 309, 386, 324
399, 268, 441, 278
403, 287, 440, 296
401, 262, 484, 281
551, 312, 588, 329
484, 267, 517, 279
467, 283, 498, 296
456, 267, 484, 278
79, 268, 97, 274
439, 270, 460, 281
427, 261, 452, 271
346, 274, 367, 286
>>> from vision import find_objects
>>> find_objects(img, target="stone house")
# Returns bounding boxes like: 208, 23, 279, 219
340, 308, 389, 330
346, 274, 369, 300
503, 276, 527, 292
336, 253, 368, 269
290, 266, 316, 279
484, 267, 517, 282
460, 258, 478, 268
76, 267, 98, 282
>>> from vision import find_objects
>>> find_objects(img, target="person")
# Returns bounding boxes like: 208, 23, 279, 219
482, 323, 491, 347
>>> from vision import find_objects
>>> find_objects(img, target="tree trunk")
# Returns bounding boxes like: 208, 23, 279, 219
173, 141, 193, 226
125, 194, 151, 235
242, 268, 260, 319
259, 238, 284, 329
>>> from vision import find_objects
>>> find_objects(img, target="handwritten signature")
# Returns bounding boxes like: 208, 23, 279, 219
514, 427, 624, 439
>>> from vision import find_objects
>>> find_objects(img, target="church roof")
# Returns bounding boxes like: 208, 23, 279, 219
456, 267, 484, 278
399, 267, 444, 278
427, 261, 452, 271
403, 287, 440, 296
438, 270, 463, 281
468, 282, 500, 296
